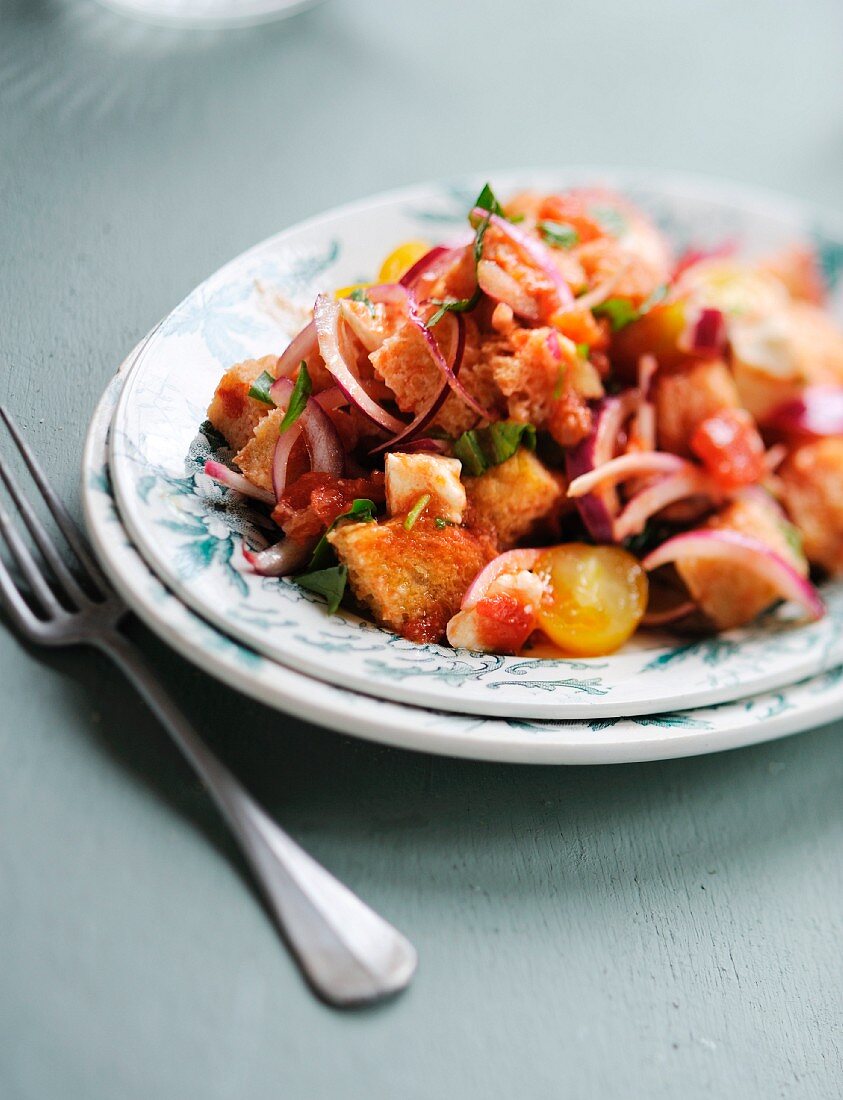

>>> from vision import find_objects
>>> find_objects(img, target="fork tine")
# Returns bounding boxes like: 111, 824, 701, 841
0, 406, 110, 594
0, 552, 41, 638
0, 495, 62, 616
0, 457, 91, 608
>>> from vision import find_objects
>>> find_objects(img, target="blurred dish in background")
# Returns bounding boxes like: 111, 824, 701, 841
96, 0, 325, 28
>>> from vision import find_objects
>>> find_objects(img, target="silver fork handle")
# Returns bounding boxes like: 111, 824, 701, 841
96, 629, 417, 1006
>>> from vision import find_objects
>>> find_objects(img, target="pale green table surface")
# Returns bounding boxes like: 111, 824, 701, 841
1, 2, 842, 1097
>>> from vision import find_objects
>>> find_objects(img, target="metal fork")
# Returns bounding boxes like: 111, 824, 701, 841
0, 405, 416, 1007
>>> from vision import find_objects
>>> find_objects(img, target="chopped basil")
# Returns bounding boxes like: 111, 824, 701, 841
593, 297, 640, 332
306, 497, 377, 573
404, 494, 431, 531
588, 203, 628, 237
428, 183, 503, 327
348, 286, 375, 315
576, 342, 590, 359
538, 220, 579, 249
294, 565, 348, 614
781, 520, 805, 559
279, 363, 312, 433
474, 182, 506, 218
434, 517, 454, 529
593, 283, 669, 333
454, 420, 537, 477
248, 370, 276, 406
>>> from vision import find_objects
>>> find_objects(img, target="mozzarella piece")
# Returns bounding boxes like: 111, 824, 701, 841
385, 452, 466, 524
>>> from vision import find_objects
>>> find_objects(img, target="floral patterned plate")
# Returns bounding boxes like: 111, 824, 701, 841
108, 170, 843, 719
87, 353, 843, 763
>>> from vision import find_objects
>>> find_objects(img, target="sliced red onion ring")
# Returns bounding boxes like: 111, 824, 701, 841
268, 375, 344, 499
369, 314, 464, 455
477, 259, 539, 321
313, 294, 405, 434
642, 530, 825, 621
614, 469, 717, 541
477, 210, 574, 307
642, 600, 697, 627
679, 306, 727, 357
203, 460, 276, 505
565, 391, 640, 541
368, 283, 493, 422
399, 245, 463, 292
763, 385, 843, 438
567, 451, 687, 499
242, 537, 314, 577
389, 437, 451, 455
276, 320, 319, 380
462, 549, 543, 611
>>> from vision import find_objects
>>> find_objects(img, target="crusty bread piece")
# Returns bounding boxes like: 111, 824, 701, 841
779, 438, 843, 576
654, 360, 741, 457
465, 448, 563, 549
328, 517, 495, 643
677, 492, 808, 631
206, 354, 278, 452
234, 408, 308, 494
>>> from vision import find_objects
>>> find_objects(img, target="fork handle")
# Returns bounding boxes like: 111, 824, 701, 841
95, 629, 417, 1007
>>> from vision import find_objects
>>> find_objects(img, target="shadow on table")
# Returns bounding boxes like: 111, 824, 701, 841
28, 613, 843, 916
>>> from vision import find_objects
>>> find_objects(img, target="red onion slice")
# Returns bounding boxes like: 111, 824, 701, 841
242, 537, 314, 577
565, 391, 640, 541
462, 549, 543, 611
313, 294, 405, 433
678, 306, 727, 357
477, 259, 539, 321
614, 469, 718, 541
271, 419, 304, 500
369, 312, 465, 455
276, 320, 320, 380
642, 530, 825, 621
477, 211, 574, 307
567, 451, 687, 498
389, 437, 451, 455
763, 385, 843, 438
203, 460, 276, 505
367, 283, 494, 422
642, 600, 697, 627
399, 245, 464, 292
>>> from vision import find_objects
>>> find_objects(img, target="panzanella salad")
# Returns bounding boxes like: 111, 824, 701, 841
205, 184, 842, 657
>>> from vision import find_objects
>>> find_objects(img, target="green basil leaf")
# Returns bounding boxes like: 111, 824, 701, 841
248, 370, 276, 406
588, 203, 628, 237
403, 493, 431, 531
538, 220, 579, 249
453, 430, 488, 477
473, 182, 506, 218
279, 363, 312, 433
453, 420, 537, 476
434, 517, 454, 529
592, 297, 640, 332
306, 498, 377, 573
348, 287, 375, 315
293, 565, 348, 614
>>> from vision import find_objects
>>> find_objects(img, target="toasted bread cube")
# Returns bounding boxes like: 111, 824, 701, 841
779, 439, 843, 576
677, 492, 809, 630
328, 517, 495, 643
234, 408, 307, 494
207, 355, 278, 452
655, 360, 741, 457
465, 449, 563, 549
385, 453, 466, 524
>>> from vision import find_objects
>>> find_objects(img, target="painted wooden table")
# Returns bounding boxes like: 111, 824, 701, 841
1, 2, 841, 1096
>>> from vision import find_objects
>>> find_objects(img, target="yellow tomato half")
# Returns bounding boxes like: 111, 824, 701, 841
377, 240, 431, 284
535, 544, 648, 657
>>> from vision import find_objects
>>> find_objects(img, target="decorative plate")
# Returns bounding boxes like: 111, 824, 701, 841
108, 169, 843, 719
87, 354, 843, 763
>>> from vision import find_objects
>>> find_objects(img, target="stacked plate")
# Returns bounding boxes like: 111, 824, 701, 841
83, 170, 843, 763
